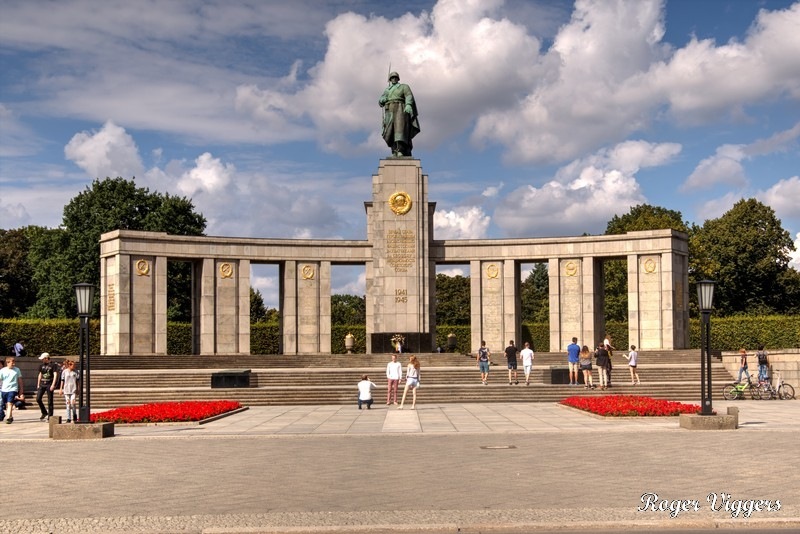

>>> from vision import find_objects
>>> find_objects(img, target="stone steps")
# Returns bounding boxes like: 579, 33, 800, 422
78, 350, 738, 409
87, 383, 730, 408
89, 366, 734, 388
90, 350, 712, 370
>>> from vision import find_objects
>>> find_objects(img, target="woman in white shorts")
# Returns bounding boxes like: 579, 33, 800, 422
399, 355, 420, 410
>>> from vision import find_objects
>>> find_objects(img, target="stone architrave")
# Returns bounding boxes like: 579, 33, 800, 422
99, 199, 690, 355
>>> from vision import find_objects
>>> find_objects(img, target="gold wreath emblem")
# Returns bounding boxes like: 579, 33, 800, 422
135, 259, 150, 276
486, 264, 499, 279
301, 265, 315, 280
219, 263, 234, 279
644, 258, 657, 274
389, 191, 412, 215
565, 261, 578, 277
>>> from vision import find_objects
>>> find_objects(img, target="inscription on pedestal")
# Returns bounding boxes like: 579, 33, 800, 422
386, 229, 415, 272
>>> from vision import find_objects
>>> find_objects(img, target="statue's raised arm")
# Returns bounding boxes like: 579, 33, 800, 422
379, 72, 420, 157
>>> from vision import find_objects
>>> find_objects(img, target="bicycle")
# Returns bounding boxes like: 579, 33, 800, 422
773, 369, 795, 400
722, 373, 761, 400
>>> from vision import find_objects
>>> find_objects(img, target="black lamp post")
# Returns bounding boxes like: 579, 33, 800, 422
697, 279, 716, 416
74, 283, 95, 423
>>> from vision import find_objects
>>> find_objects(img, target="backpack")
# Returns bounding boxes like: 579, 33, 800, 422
757, 351, 768, 366
478, 347, 489, 361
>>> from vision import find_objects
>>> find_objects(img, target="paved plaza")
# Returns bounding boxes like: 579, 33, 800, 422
3, 401, 799, 533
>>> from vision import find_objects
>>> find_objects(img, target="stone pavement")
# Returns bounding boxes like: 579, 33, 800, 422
2, 401, 799, 533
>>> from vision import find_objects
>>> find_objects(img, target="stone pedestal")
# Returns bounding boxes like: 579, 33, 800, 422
50, 417, 115, 440
679, 411, 737, 431
365, 159, 435, 353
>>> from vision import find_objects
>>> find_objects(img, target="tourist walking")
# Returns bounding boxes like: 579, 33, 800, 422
13, 340, 25, 358
399, 355, 420, 410
357, 374, 377, 410
579, 345, 594, 389
386, 354, 403, 405
595, 344, 610, 390
566, 337, 580, 385
623, 345, 640, 385
59, 360, 79, 423
737, 348, 749, 383
0, 357, 24, 424
476, 340, 491, 385
520, 342, 534, 386
36, 352, 58, 421
756, 345, 769, 383
505, 340, 519, 385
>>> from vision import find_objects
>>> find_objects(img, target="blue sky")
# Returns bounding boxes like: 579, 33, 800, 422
2, 0, 799, 307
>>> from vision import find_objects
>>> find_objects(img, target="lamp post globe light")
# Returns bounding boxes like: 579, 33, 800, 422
697, 280, 716, 416
74, 283, 95, 423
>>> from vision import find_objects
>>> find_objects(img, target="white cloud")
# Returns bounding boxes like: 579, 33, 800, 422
790, 232, 800, 270
436, 266, 466, 277
64, 121, 144, 179
682, 145, 747, 191
332, 270, 367, 297
176, 153, 236, 197
683, 123, 800, 191
694, 192, 742, 225
433, 206, 491, 240
757, 176, 800, 220
493, 139, 679, 237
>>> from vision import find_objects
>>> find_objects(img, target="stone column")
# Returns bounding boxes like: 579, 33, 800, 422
476, 260, 505, 354
281, 261, 298, 355
238, 259, 251, 354
365, 158, 434, 353
101, 254, 131, 356
296, 260, 323, 354
659, 251, 689, 350
632, 254, 663, 350
502, 259, 520, 348
214, 259, 243, 354
196, 258, 216, 355
586, 257, 604, 347
547, 258, 585, 352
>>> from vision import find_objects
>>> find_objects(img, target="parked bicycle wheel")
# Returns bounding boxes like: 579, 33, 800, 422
723, 385, 740, 401
749, 385, 762, 400
779, 383, 795, 400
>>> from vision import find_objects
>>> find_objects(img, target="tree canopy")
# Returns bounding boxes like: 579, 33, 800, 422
435, 273, 470, 325
331, 294, 366, 325
0, 228, 37, 317
691, 198, 796, 315
27, 177, 206, 318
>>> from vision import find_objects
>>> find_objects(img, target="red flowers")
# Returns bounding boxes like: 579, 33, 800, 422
560, 395, 702, 417
91, 400, 242, 424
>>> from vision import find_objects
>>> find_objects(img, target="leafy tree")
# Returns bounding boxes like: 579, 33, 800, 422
250, 287, 269, 323
0, 227, 38, 317
29, 177, 206, 318
520, 263, 548, 323
604, 204, 691, 322
606, 204, 689, 234
691, 199, 795, 316
435, 273, 470, 325
331, 294, 365, 325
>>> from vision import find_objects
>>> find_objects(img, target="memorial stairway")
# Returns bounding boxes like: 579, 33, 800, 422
85, 350, 736, 408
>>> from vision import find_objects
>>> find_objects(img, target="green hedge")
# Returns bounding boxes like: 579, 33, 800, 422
4, 316, 798, 356
0, 318, 100, 357
688, 315, 800, 351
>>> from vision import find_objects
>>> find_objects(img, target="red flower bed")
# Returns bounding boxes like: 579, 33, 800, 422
560, 395, 702, 417
91, 400, 242, 424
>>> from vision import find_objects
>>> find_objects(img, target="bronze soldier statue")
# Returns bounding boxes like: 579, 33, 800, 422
379, 72, 420, 157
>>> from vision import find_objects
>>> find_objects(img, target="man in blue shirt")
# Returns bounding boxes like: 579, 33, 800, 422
566, 337, 581, 386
